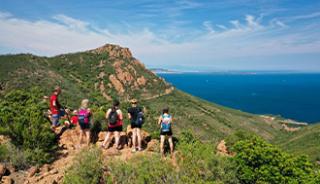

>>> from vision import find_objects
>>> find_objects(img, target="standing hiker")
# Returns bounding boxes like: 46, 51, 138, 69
102, 100, 123, 150
50, 86, 65, 130
78, 99, 92, 146
128, 99, 144, 152
158, 107, 174, 157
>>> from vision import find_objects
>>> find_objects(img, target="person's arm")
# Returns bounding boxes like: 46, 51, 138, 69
117, 110, 123, 120
127, 108, 132, 120
88, 109, 93, 124
158, 116, 162, 125
105, 109, 111, 119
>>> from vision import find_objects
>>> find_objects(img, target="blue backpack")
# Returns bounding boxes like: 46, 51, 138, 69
161, 114, 171, 132
135, 111, 144, 126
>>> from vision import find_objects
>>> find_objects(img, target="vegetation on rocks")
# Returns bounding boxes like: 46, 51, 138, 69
0, 88, 57, 167
64, 147, 104, 184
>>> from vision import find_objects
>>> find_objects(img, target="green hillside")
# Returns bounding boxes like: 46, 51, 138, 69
0, 44, 172, 108
274, 124, 320, 161
2, 44, 320, 183
0, 44, 318, 160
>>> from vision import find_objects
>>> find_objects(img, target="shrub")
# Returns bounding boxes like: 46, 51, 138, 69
64, 146, 104, 184
0, 88, 57, 166
176, 130, 239, 184
0, 142, 29, 169
105, 155, 178, 184
233, 136, 320, 183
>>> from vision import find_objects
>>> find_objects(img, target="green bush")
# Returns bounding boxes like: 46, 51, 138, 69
176, 130, 238, 184
106, 155, 178, 184
0, 144, 9, 161
0, 142, 29, 169
64, 146, 104, 184
0, 88, 57, 166
233, 136, 320, 183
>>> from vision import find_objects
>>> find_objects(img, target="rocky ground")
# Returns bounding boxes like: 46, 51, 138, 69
0, 125, 161, 184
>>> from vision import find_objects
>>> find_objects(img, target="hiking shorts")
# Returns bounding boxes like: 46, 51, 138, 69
131, 123, 142, 129
160, 130, 173, 136
79, 122, 90, 130
108, 126, 123, 132
51, 110, 65, 127
51, 114, 60, 127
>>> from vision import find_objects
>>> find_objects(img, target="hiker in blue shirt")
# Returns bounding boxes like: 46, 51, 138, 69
158, 107, 174, 157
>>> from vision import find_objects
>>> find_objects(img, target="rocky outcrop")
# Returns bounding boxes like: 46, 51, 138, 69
216, 140, 234, 157
91, 44, 132, 59
137, 76, 147, 86
109, 74, 125, 94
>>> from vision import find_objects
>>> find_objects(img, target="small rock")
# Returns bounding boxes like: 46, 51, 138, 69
0, 163, 7, 178
147, 139, 159, 152
42, 172, 50, 177
1, 176, 13, 184
61, 149, 69, 157
23, 180, 30, 184
41, 164, 51, 173
98, 131, 106, 142
104, 148, 121, 156
28, 166, 38, 177
49, 169, 58, 175
56, 174, 63, 181
6, 165, 15, 173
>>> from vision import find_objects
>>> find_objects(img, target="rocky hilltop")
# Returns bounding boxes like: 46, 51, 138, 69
0, 44, 173, 107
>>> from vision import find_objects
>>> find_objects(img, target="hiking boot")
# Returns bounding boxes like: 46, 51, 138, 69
131, 148, 137, 153
137, 147, 143, 152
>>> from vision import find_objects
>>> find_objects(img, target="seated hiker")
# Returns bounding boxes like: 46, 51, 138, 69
102, 99, 123, 150
78, 99, 92, 146
158, 107, 174, 157
128, 99, 144, 152
50, 86, 65, 130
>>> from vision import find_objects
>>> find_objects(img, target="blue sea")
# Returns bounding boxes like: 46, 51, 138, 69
159, 73, 320, 123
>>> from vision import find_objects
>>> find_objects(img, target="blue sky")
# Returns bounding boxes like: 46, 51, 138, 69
0, 0, 319, 71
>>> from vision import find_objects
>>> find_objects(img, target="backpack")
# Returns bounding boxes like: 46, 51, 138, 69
108, 108, 118, 125
161, 114, 171, 132
135, 111, 144, 126
78, 108, 90, 124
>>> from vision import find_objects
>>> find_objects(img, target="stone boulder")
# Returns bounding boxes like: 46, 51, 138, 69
0, 164, 9, 179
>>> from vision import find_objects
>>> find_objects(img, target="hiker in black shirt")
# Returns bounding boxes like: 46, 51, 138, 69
128, 99, 144, 152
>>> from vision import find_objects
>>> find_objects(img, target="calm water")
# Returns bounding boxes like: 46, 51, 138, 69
159, 73, 320, 123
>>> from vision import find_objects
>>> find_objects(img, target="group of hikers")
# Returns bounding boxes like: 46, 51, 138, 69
48, 86, 174, 156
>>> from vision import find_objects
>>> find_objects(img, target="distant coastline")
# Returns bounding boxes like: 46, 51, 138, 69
149, 68, 320, 75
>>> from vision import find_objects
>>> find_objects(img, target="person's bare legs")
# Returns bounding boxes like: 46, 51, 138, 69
160, 135, 165, 157
79, 130, 84, 147
102, 132, 112, 148
85, 130, 90, 146
168, 136, 174, 155
137, 128, 142, 150
132, 128, 137, 151
114, 131, 120, 149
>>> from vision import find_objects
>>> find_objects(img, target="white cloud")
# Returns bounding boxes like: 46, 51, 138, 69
53, 14, 89, 32
203, 21, 215, 33
0, 11, 319, 69
289, 12, 320, 21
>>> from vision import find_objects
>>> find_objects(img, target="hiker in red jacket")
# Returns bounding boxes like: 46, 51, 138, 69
50, 86, 64, 130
